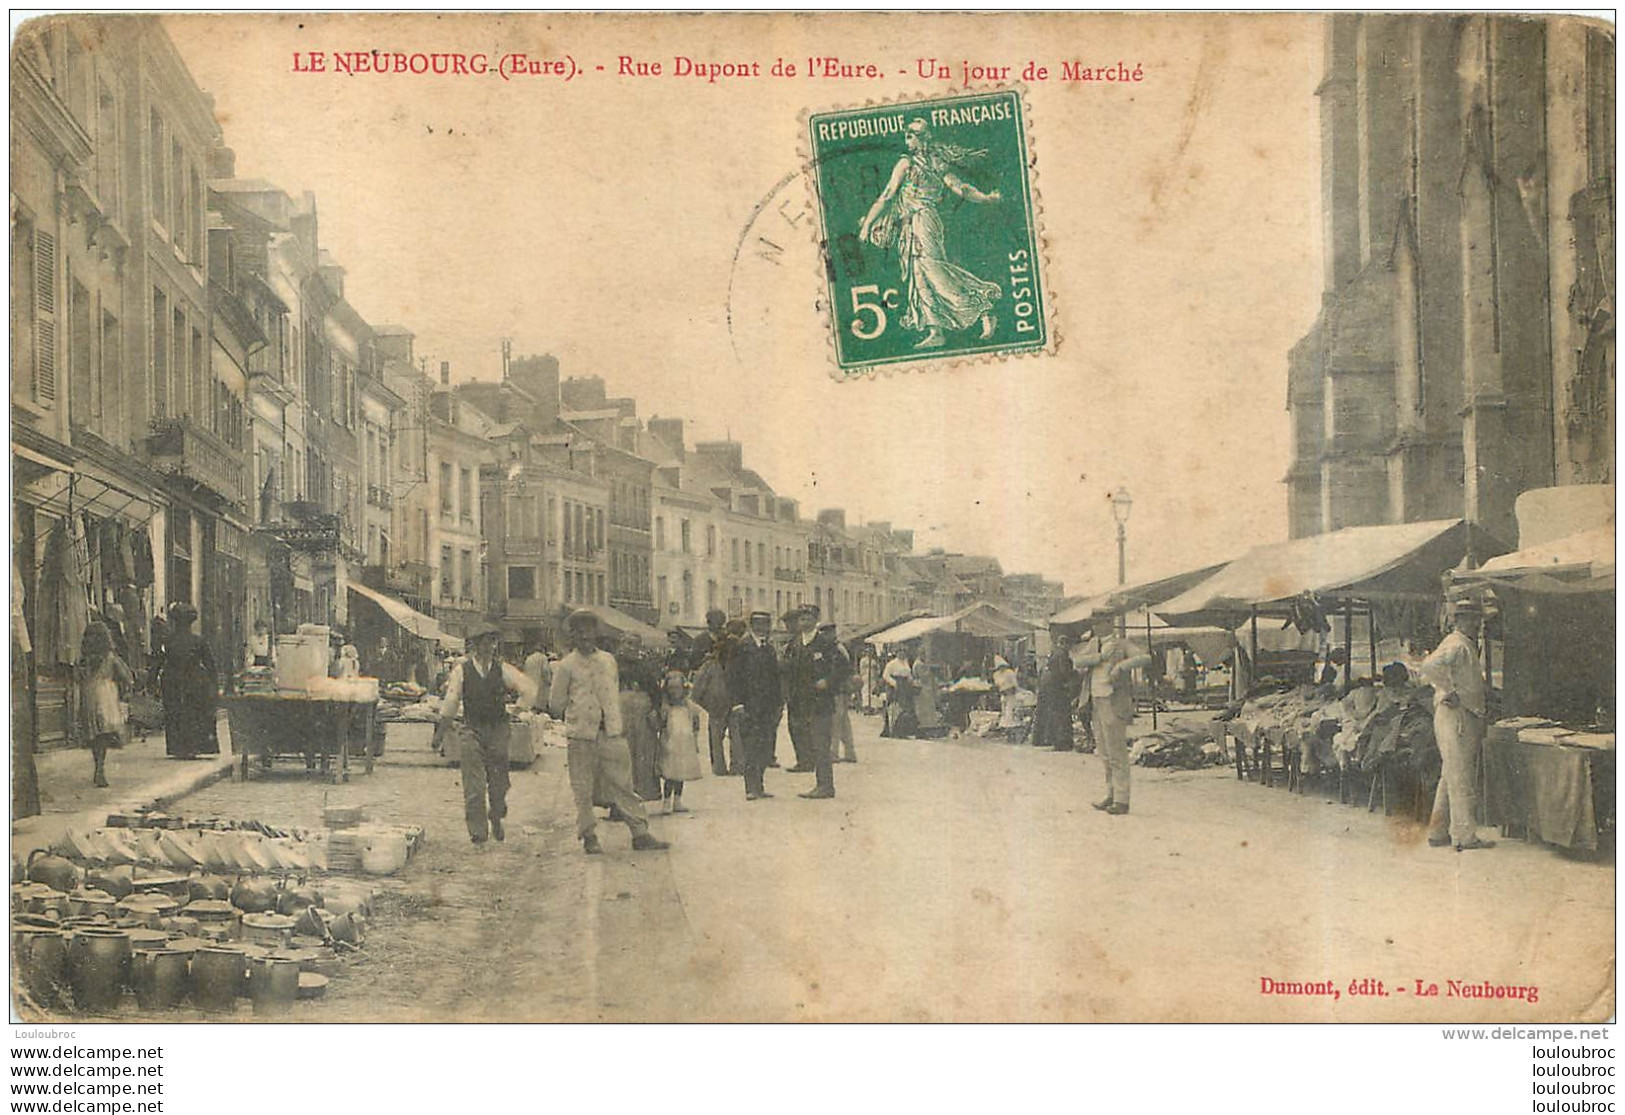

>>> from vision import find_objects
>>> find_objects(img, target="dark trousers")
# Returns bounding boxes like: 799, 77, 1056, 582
787, 705, 813, 768
810, 704, 836, 793
728, 708, 747, 772
742, 709, 781, 796
460, 720, 511, 842
706, 710, 730, 775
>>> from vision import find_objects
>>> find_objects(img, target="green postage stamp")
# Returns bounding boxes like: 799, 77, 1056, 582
807, 89, 1051, 375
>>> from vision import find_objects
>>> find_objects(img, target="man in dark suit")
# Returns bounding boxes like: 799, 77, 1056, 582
781, 606, 815, 772
801, 621, 852, 799
727, 610, 784, 801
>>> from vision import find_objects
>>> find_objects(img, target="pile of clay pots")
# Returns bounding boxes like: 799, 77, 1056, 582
12, 851, 371, 1017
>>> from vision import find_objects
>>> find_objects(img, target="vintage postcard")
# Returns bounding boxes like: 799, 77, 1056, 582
8, 12, 1615, 1033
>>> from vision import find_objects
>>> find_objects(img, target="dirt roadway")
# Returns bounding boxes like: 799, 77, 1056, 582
118, 714, 1614, 1023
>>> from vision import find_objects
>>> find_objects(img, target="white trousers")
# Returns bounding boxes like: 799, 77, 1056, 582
1429, 704, 1484, 845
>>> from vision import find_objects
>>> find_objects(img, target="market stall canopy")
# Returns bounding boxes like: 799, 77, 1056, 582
1457, 522, 1615, 594
346, 582, 459, 647
1125, 625, 1236, 666
866, 602, 1033, 646
568, 603, 666, 645
1157, 519, 1492, 624
1050, 562, 1230, 627
851, 610, 932, 644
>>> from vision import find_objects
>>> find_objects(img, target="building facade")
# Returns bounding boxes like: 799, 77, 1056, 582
1287, 14, 1615, 543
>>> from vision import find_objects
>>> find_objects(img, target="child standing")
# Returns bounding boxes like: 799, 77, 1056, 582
78, 620, 134, 788
657, 668, 704, 813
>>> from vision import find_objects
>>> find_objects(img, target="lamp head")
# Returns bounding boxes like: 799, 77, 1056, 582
1111, 486, 1133, 525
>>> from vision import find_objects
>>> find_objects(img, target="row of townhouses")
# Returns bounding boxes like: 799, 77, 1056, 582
10, 17, 1064, 755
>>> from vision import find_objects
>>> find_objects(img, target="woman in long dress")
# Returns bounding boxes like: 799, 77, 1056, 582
158, 604, 219, 759
617, 638, 663, 802
858, 119, 1004, 350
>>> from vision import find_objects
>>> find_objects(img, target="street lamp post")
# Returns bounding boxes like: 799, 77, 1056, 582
1111, 485, 1133, 590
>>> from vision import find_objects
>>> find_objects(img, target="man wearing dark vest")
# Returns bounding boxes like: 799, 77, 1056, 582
434, 624, 538, 846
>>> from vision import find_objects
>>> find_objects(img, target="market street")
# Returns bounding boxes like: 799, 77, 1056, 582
161, 711, 1612, 1024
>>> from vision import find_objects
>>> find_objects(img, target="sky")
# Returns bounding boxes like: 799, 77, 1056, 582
164, 12, 1324, 600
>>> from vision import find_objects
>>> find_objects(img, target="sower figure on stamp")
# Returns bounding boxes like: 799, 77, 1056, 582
728, 610, 784, 802
782, 605, 816, 773
858, 118, 1003, 350
434, 623, 537, 846
1418, 601, 1495, 852
1074, 616, 1152, 817
549, 610, 669, 856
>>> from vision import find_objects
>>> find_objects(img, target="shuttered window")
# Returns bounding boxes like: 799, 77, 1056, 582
34, 228, 57, 406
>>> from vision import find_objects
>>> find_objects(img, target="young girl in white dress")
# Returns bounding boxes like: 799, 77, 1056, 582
656, 668, 704, 813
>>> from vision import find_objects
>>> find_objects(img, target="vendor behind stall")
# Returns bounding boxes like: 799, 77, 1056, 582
433, 623, 538, 846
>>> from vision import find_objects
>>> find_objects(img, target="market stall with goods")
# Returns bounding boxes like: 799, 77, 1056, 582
347, 581, 462, 686
1159, 519, 1499, 814
1451, 488, 1615, 855
225, 624, 380, 782
867, 602, 1035, 736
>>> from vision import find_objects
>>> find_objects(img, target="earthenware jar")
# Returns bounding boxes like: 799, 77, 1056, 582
132, 948, 189, 1011
67, 927, 132, 1013
27, 852, 82, 894
67, 889, 118, 919
248, 955, 301, 1015
241, 913, 296, 949
15, 927, 69, 1009
190, 946, 246, 1012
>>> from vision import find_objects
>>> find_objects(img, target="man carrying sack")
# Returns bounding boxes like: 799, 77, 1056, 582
549, 609, 669, 855
434, 623, 538, 846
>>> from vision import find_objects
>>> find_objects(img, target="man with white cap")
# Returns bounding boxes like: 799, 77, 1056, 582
549, 609, 668, 855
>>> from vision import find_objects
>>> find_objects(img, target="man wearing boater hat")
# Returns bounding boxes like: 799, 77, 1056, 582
434, 622, 538, 846
549, 609, 668, 855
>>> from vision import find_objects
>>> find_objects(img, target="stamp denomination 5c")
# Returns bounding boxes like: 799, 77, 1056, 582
807, 89, 1050, 375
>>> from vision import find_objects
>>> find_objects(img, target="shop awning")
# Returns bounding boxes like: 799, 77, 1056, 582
1456, 522, 1615, 594
569, 603, 666, 645
1050, 562, 1230, 627
14, 455, 157, 526
347, 581, 446, 643
866, 601, 1033, 646
1157, 519, 1489, 624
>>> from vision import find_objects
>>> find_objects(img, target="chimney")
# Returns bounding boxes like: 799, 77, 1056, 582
440, 361, 450, 386
648, 417, 685, 455
694, 440, 744, 474
209, 145, 237, 178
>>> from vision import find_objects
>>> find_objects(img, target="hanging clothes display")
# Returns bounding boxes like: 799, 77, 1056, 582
130, 527, 155, 588
35, 516, 91, 669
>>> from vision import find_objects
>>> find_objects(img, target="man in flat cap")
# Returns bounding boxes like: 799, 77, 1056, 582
727, 609, 784, 801
434, 623, 538, 846
548, 609, 668, 854
1418, 600, 1495, 852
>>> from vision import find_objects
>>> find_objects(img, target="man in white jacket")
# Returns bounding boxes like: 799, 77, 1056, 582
1418, 602, 1494, 852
